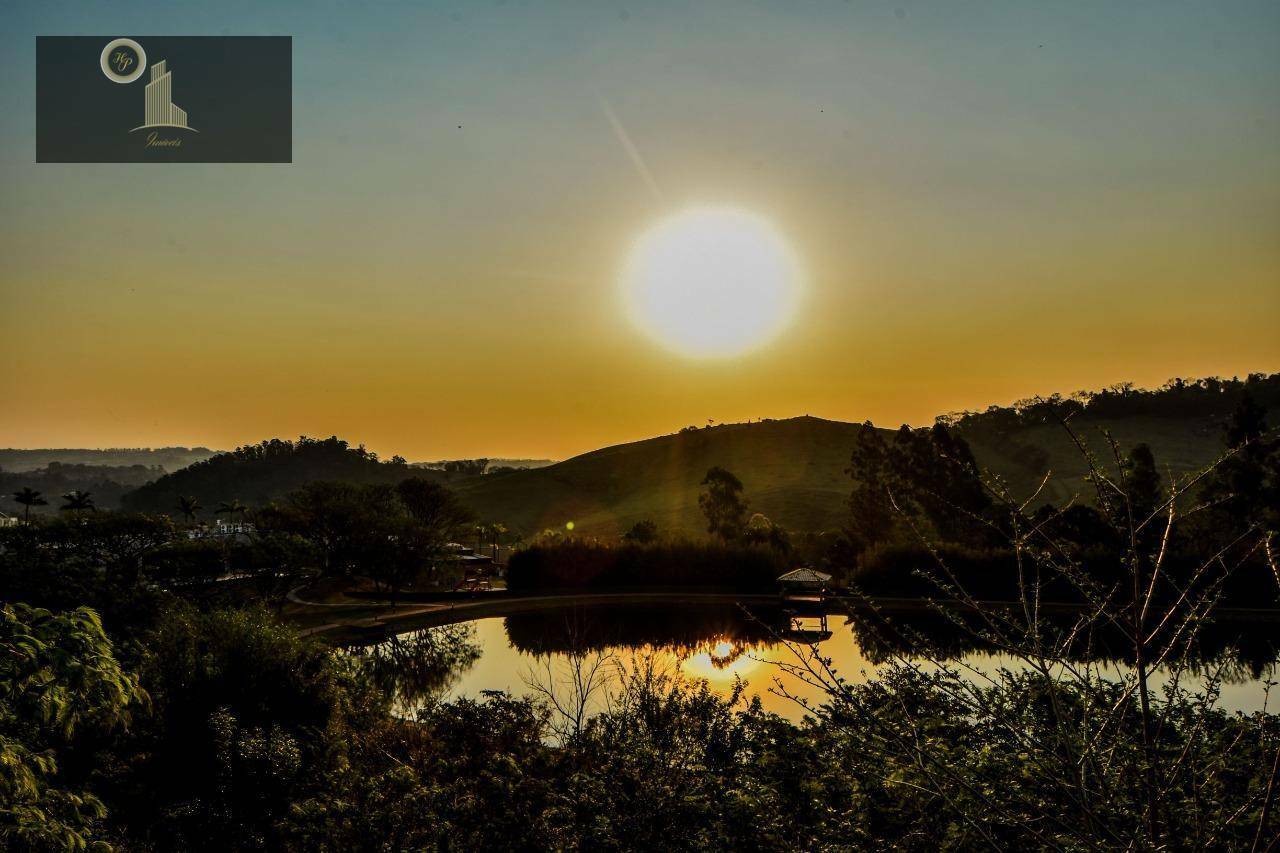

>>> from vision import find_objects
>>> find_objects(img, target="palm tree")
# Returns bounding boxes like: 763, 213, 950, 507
60, 490, 95, 514
216, 500, 248, 530
12, 487, 48, 523
176, 495, 202, 525
488, 522, 507, 559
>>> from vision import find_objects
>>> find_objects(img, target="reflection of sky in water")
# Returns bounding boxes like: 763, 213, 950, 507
438, 616, 1277, 723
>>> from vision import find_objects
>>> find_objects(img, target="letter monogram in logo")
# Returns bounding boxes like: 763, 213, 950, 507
99, 38, 146, 84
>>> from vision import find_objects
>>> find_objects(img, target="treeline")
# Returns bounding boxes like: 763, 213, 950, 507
506, 540, 787, 592
1, 463, 163, 515
942, 372, 1280, 437
0, 446, 215, 472
2, 474, 480, 613
836, 388, 1280, 608
121, 436, 431, 514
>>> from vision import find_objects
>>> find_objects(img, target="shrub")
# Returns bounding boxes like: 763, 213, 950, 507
506, 540, 788, 592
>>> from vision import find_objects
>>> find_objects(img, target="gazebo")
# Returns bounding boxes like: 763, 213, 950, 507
776, 567, 832, 598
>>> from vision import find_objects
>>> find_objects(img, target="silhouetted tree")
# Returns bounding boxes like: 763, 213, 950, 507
11, 488, 47, 523
846, 422, 895, 556
176, 495, 202, 525
699, 467, 749, 542
744, 513, 791, 553
1201, 392, 1278, 535
1122, 444, 1161, 525
622, 520, 659, 545
59, 490, 95, 514
394, 478, 473, 536
216, 499, 249, 527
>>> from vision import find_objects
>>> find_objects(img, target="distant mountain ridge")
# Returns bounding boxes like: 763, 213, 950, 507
0, 447, 216, 473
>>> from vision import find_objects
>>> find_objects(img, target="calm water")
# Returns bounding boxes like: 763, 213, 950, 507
375, 602, 1280, 721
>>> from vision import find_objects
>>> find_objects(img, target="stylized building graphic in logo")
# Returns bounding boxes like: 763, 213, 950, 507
134, 59, 196, 132
38, 36, 291, 162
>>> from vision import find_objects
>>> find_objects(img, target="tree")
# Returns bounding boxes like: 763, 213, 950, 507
59, 490, 94, 514
216, 499, 249, 527
846, 422, 895, 556
442, 459, 489, 479
280, 481, 400, 577
395, 478, 473, 536
744, 513, 792, 553
623, 520, 659, 545
1122, 443, 1161, 525
1199, 392, 1279, 543
11, 488, 47, 524
698, 467, 749, 542
176, 495, 203, 525
1, 604, 144, 850
855, 422, 993, 547
487, 522, 507, 559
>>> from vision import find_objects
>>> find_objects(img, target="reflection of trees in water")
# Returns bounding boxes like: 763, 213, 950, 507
841, 605, 1280, 681
504, 603, 786, 657
353, 623, 482, 712
503, 602, 1279, 682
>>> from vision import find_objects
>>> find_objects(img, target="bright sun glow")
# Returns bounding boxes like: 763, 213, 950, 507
624, 207, 801, 358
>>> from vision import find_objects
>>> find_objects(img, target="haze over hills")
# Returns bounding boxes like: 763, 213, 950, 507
0, 447, 216, 473
18, 374, 1275, 534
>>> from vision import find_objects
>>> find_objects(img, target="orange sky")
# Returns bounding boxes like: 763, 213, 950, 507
2, 2, 1278, 461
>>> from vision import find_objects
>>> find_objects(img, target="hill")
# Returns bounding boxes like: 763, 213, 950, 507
110, 374, 1279, 536
453, 374, 1279, 537
120, 437, 441, 517
1, 463, 168, 516
452, 417, 869, 539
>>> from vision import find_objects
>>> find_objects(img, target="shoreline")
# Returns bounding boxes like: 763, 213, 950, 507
288, 587, 1280, 645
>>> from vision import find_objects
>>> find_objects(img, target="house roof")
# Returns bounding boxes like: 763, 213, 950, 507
777, 567, 833, 584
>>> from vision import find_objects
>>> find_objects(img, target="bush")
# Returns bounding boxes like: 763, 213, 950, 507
851, 542, 1020, 600
506, 540, 789, 592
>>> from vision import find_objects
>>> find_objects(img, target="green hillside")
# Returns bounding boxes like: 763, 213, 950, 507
963, 414, 1226, 507
113, 375, 1277, 536
451, 410, 1235, 539
455, 373, 1280, 537
452, 417, 870, 539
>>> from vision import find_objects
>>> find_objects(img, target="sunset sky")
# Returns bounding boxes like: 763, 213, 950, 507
2, 1, 1278, 461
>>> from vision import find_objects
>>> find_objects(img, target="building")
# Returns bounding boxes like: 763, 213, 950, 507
142, 60, 191, 129
776, 567, 832, 598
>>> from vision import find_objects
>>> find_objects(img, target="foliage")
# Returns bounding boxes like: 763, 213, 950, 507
698, 466, 750, 542
743, 512, 791, 553
506, 539, 788, 592
1, 603, 145, 851
121, 436, 419, 515
622, 519, 659, 544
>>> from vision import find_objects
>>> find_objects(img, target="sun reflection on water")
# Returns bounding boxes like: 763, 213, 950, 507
679, 636, 765, 683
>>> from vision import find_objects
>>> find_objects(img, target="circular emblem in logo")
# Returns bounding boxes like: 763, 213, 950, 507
100, 38, 146, 84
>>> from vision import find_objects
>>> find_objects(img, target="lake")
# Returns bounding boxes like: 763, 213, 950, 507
364, 600, 1280, 722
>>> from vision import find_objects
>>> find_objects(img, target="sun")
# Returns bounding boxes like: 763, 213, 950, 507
623, 207, 802, 358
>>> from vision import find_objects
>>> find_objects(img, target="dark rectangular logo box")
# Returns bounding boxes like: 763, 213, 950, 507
37, 36, 291, 163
